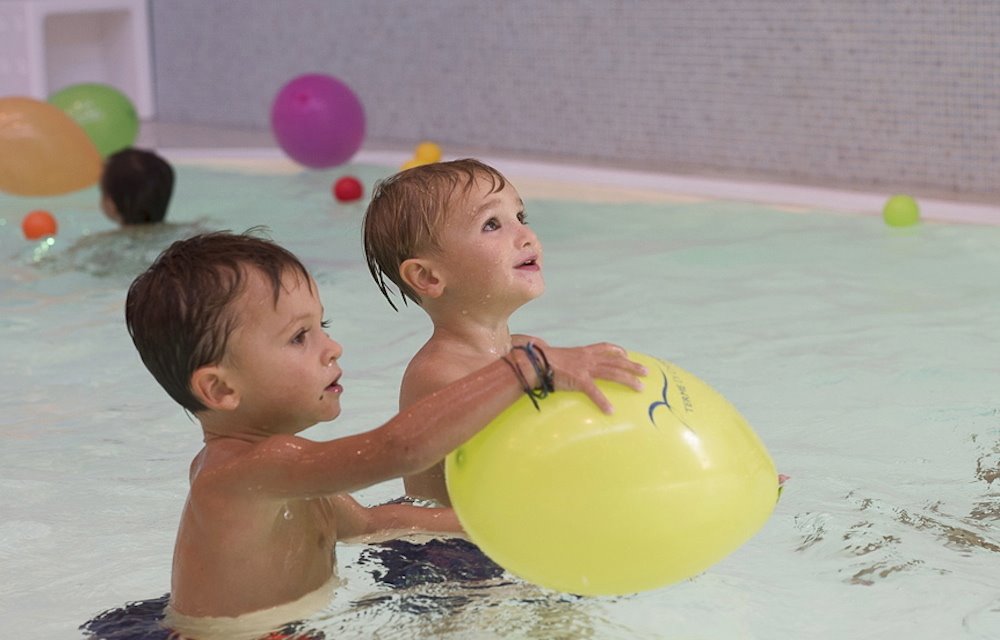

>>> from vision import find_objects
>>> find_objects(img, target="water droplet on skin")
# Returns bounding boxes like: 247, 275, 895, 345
283, 505, 293, 520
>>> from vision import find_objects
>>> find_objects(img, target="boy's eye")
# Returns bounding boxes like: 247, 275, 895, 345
517, 211, 528, 224
291, 329, 307, 345
482, 217, 499, 232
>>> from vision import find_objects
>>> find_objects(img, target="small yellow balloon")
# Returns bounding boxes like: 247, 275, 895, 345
446, 351, 778, 596
400, 157, 423, 170
0, 97, 102, 196
414, 140, 442, 163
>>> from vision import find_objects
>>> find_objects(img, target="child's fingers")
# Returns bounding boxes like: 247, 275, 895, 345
605, 366, 646, 392
594, 350, 647, 390
589, 341, 628, 357
616, 357, 648, 383
578, 380, 614, 415
589, 343, 646, 369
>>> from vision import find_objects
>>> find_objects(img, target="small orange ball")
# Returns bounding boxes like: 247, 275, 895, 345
22, 210, 58, 240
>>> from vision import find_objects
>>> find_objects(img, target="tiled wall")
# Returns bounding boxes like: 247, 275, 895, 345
151, 1, 999, 198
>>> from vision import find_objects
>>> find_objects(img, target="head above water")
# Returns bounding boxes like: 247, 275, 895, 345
101, 148, 175, 225
363, 158, 509, 311
125, 229, 313, 413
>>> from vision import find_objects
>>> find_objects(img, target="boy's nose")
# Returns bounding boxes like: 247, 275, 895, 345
325, 336, 343, 363
519, 225, 538, 247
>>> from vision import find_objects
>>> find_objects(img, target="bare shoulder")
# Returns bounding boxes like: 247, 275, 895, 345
400, 342, 487, 409
191, 434, 309, 494
183, 442, 281, 529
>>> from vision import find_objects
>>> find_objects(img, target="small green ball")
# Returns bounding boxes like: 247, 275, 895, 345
882, 194, 920, 227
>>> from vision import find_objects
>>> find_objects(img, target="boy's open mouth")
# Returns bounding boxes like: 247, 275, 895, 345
325, 375, 342, 394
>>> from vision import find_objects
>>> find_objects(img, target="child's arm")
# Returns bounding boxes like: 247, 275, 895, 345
399, 335, 553, 503
226, 343, 645, 500
511, 334, 547, 347
400, 335, 551, 410
331, 494, 463, 542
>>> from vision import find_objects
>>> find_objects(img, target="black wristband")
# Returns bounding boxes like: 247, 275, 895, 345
529, 343, 555, 393
511, 342, 555, 404
502, 354, 540, 411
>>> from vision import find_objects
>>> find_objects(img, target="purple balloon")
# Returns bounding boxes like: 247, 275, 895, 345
270, 73, 365, 168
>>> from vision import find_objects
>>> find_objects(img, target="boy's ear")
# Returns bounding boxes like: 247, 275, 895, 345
399, 258, 445, 299
190, 365, 240, 411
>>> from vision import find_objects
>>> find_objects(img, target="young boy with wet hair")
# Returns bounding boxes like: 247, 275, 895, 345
363, 159, 549, 506
125, 229, 643, 634
101, 147, 174, 225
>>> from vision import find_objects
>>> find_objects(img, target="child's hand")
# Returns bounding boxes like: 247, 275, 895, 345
541, 343, 647, 414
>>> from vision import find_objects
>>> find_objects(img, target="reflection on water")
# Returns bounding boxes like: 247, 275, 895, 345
357, 538, 507, 588
792, 431, 1000, 588
32, 221, 211, 280
80, 595, 170, 640
321, 536, 699, 640
971, 429, 1000, 524
342, 537, 627, 640
338, 587, 606, 640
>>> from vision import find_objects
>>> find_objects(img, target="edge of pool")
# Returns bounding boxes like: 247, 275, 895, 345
160, 146, 1000, 226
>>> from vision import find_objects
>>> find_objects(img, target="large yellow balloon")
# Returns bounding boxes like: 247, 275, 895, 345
446, 351, 778, 596
0, 97, 103, 196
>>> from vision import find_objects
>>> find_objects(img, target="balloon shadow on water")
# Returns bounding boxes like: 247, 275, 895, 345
341, 538, 628, 640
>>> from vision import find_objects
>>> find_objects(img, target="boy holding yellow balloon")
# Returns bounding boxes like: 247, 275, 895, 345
363, 158, 552, 506
124, 230, 644, 633
364, 161, 785, 596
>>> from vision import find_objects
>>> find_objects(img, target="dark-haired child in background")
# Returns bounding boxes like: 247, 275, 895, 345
100, 147, 175, 225
39, 147, 193, 278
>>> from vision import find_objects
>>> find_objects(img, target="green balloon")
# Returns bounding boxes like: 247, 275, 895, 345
882, 194, 920, 227
48, 83, 139, 157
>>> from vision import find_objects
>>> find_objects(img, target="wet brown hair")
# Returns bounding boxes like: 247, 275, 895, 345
124, 229, 312, 412
362, 158, 507, 310
101, 148, 175, 224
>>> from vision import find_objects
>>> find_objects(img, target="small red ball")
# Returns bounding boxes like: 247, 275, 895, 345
333, 176, 363, 202
22, 210, 58, 240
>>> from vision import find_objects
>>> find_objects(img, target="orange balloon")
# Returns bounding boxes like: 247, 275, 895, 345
22, 210, 58, 239
0, 97, 103, 196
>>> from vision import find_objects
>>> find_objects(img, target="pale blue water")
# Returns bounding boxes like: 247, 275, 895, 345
1, 160, 999, 639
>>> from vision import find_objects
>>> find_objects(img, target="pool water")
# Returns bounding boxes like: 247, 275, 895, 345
2, 159, 999, 639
